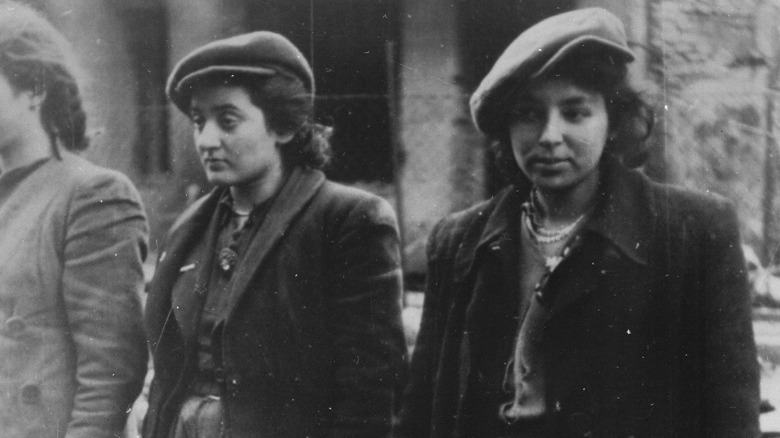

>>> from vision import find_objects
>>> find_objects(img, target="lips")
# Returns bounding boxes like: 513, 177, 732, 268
530, 156, 569, 167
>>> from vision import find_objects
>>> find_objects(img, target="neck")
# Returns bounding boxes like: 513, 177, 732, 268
534, 171, 599, 228
0, 131, 54, 173
229, 165, 285, 213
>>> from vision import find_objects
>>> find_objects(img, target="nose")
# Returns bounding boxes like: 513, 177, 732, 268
195, 120, 221, 153
538, 112, 563, 146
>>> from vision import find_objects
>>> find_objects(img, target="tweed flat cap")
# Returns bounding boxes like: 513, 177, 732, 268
470, 8, 635, 134
167, 31, 314, 112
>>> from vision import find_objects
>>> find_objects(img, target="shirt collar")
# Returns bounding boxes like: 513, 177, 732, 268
215, 171, 291, 217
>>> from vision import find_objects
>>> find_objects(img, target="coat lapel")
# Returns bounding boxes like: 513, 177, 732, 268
224, 167, 325, 321
147, 190, 222, 343
456, 185, 526, 286
453, 186, 524, 421
544, 157, 656, 324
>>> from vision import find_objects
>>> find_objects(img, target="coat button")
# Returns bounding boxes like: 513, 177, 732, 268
568, 412, 593, 437
20, 384, 41, 404
5, 316, 25, 334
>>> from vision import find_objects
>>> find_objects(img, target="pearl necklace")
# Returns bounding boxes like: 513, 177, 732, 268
524, 211, 587, 244
523, 189, 589, 244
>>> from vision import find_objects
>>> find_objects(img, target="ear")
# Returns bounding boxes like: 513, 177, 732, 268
274, 131, 295, 144
21, 89, 46, 111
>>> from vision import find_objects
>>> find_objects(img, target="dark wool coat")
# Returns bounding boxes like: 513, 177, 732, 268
398, 157, 760, 438
0, 152, 149, 438
143, 167, 407, 438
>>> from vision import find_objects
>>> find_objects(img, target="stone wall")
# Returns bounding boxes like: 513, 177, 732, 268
398, 0, 486, 276
651, 0, 780, 260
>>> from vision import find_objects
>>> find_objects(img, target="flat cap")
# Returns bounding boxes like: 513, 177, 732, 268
470, 8, 635, 134
166, 31, 314, 112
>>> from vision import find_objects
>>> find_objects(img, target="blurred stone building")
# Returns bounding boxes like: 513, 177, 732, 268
24, 0, 780, 278
647, 0, 780, 264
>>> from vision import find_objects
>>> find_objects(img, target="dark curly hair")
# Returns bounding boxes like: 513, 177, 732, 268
489, 50, 654, 186
0, 1, 89, 153
185, 71, 331, 172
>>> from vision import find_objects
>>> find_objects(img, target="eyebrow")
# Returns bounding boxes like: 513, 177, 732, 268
513, 92, 596, 109
212, 103, 240, 112
190, 103, 241, 114
558, 96, 591, 106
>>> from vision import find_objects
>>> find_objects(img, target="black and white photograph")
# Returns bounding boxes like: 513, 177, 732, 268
0, 0, 775, 436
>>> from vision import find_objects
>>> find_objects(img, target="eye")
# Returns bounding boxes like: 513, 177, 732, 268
218, 114, 240, 130
561, 106, 591, 122
190, 114, 205, 131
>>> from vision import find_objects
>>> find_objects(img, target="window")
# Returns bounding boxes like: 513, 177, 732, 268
245, 0, 400, 183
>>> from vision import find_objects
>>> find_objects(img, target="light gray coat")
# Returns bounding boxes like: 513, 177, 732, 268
0, 152, 149, 438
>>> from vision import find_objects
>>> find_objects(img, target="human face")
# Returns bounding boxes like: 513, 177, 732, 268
189, 84, 291, 188
508, 78, 610, 194
0, 73, 40, 152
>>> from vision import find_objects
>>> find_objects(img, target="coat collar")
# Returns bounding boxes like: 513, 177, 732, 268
457, 157, 659, 329
467, 155, 655, 273
149, 167, 325, 339
154, 187, 223, 289
581, 155, 655, 266
144, 186, 221, 349
224, 166, 325, 320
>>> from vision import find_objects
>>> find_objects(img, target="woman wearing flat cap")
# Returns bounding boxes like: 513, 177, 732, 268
143, 31, 407, 438
399, 7, 759, 438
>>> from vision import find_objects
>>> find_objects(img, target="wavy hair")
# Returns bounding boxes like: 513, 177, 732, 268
185, 71, 332, 171
0, 1, 89, 152
489, 50, 654, 186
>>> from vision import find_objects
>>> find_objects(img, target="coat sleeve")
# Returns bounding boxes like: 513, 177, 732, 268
327, 195, 407, 438
395, 218, 452, 438
700, 200, 760, 437
61, 172, 149, 438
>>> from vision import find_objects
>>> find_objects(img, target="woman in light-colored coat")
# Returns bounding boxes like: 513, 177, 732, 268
0, 3, 149, 437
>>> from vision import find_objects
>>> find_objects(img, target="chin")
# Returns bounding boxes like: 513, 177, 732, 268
533, 177, 574, 192
204, 173, 235, 187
